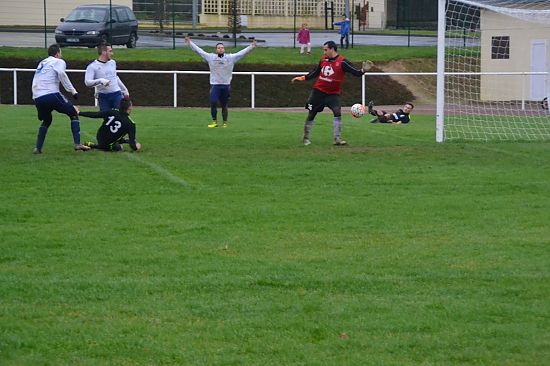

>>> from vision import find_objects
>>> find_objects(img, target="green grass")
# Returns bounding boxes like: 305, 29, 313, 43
0, 45, 437, 64
1, 105, 549, 365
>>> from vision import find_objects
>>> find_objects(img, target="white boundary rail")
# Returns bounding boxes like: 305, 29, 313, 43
0, 68, 545, 108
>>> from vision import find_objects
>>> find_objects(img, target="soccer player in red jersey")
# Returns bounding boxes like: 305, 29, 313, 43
292, 41, 367, 146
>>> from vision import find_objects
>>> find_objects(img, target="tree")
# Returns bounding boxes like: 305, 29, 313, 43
227, 0, 241, 33
156, 0, 168, 32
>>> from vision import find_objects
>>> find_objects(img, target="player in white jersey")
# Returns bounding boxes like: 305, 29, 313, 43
85, 43, 129, 112
32, 44, 90, 154
184, 36, 256, 128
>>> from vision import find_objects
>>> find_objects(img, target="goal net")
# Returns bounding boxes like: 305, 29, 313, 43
438, 0, 550, 142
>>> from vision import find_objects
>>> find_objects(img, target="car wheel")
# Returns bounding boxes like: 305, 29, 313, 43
126, 32, 137, 48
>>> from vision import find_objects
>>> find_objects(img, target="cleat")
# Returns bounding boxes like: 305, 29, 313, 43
33, 148, 42, 154
333, 139, 348, 146
74, 144, 91, 151
367, 100, 374, 114
208, 122, 219, 128
221, 123, 228, 128
303, 138, 311, 146
84, 141, 94, 148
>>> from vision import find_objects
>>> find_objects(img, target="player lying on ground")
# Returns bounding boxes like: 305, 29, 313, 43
78, 99, 141, 152
367, 101, 414, 124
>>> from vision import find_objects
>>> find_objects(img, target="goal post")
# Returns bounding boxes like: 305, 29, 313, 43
436, 0, 550, 142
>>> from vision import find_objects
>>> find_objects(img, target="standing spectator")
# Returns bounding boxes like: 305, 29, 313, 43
334, 16, 350, 49
31, 44, 90, 154
297, 23, 311, 55
184, 36, 256, 128
85, 43, 130, 112
291, 41, 369, 146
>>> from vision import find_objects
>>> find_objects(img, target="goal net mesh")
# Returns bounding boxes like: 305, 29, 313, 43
444, 0, 550, 141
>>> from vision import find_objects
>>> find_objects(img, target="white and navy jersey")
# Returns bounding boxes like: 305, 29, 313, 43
390, 109, 411, 123
188, 40, 254, 85
85, 59, 128, 95
32, 56, 77, 99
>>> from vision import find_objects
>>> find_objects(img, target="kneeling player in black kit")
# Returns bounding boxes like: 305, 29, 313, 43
79, 99, 141, 152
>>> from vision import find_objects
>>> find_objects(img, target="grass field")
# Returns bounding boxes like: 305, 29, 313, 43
1, 105, 549, 365
0, 45, 437, 64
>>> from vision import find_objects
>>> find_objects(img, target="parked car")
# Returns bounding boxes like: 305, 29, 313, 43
55, 4, 138, 48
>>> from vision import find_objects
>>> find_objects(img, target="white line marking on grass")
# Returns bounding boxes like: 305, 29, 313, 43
124, 153, 192, 188
82, 132, 192, 188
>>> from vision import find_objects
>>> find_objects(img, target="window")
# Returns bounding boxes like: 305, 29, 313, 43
116, 8, 129, 22
125, 9, 136, 21
492, 36, 510, 59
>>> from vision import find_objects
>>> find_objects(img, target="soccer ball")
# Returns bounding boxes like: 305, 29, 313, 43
350, 103, 366, 118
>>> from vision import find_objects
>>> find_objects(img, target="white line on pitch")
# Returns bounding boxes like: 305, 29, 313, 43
124, 152, 192, 188
82, 132, 192, 188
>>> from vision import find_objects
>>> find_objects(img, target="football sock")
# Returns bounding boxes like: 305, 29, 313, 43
70, 120, 81, 144
210, 104, 218, 120
304, 120, 314, 139
35, 126, 48, 151
221, 106, 228, 122
333, 116, 342, 139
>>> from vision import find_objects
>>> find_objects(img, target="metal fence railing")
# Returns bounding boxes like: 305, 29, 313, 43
2, 68, 371, 108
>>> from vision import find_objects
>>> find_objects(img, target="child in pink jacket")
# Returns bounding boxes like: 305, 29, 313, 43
297, 23, 311, 55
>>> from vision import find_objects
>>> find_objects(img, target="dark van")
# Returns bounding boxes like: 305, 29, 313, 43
55, 4, 138, 48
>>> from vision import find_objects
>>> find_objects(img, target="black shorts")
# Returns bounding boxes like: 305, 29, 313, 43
305, 88, 341, 113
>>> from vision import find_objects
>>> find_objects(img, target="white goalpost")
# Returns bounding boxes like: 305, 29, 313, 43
436, 0, 550, 142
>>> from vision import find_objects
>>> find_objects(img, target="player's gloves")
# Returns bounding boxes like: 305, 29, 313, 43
72, 93, 79, 101
362, 60, 374, 72
291, 76, 306, 83
99, 78, 110, 86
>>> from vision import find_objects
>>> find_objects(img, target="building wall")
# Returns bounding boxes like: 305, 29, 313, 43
480, 10, 550, 101
0, 0, 133, 26
200, 0, 387, 29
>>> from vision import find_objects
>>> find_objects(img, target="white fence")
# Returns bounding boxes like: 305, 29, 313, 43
0, 68, 384, 108
1, 68, 546, 109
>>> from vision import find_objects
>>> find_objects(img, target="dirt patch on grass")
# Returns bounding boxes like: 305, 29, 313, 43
375, 58, 437, 105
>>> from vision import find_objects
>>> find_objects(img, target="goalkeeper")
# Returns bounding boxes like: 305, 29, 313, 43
184, 36, 256, 128
78, 99, 141, 152
367, 101, 414, 124
291, 41, 372, 146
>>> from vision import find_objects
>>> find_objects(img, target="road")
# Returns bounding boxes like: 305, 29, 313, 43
0, 30, 441, 48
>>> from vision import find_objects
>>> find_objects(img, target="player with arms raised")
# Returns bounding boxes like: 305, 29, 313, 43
292, 41, 369, 146
185, 36, 256, 128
